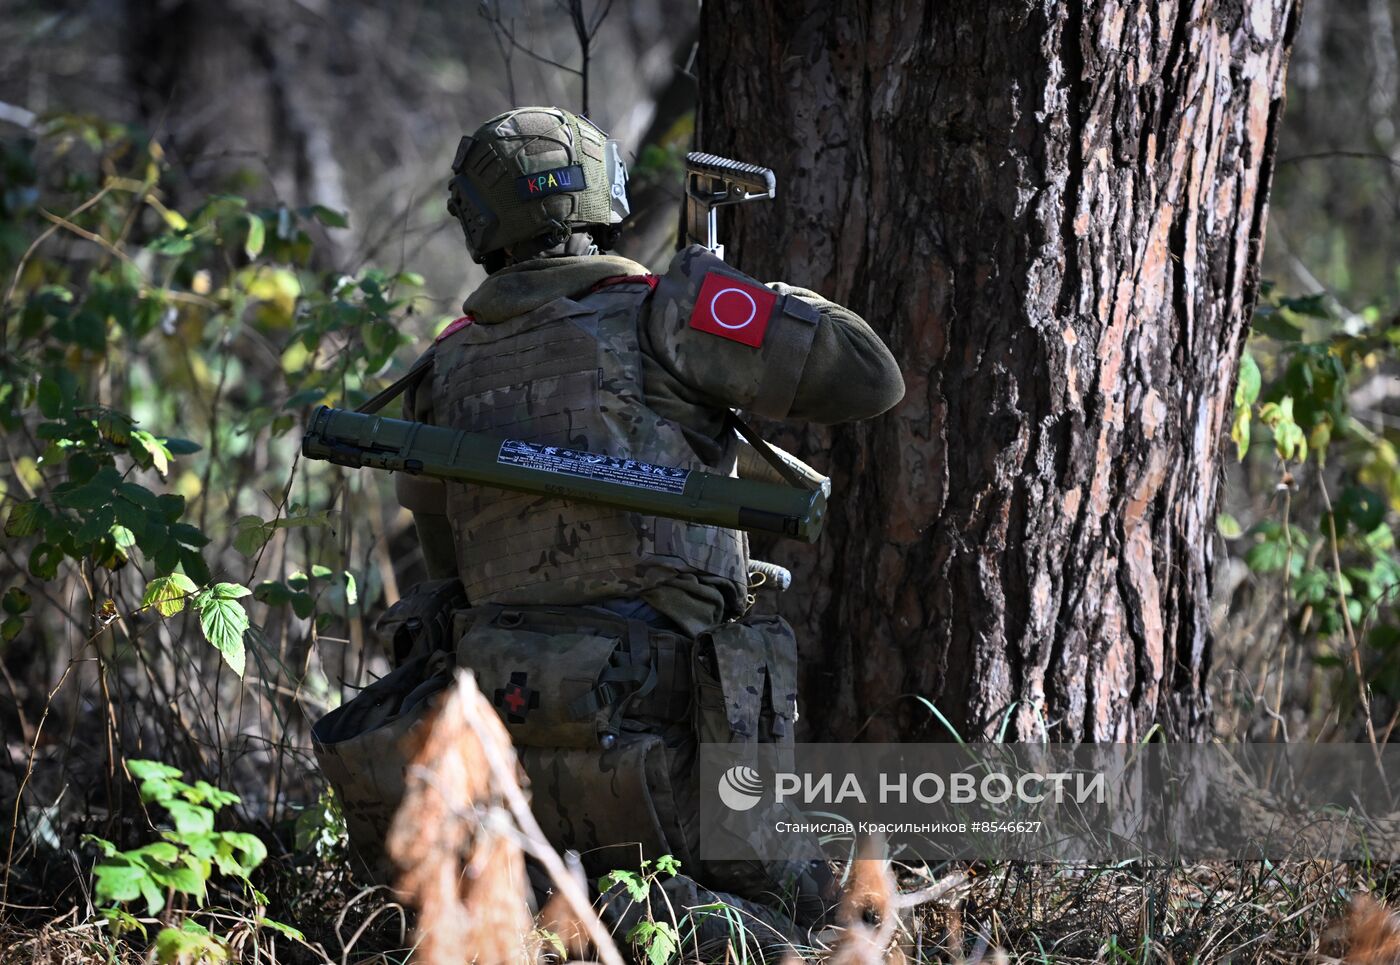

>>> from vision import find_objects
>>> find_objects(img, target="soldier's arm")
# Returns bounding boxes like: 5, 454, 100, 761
765, 282, 904, 424
643, 246, 904, 425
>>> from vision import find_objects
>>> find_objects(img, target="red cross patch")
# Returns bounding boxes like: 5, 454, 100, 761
493, 671, 539, 724
688, 273, 776, 348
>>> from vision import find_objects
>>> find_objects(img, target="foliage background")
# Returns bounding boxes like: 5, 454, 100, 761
1, 0, 1400, 960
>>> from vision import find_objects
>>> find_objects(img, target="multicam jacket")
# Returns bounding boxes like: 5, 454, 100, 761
396, 245, 904, 635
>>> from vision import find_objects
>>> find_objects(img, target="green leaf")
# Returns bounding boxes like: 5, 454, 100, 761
310, 564, 333, 580
342, 570, 357, 606
141, 573, 198, 617
198, 594, 249, 677
157, 493, 186, 521
244, 213, 266, 259
232, 515, 270, 557
1295, 567, 1330, 605
257, 918, 304, 941
599, 869, 649, 903
101, 907, 147, 941
161, 437, 202, 456
5, 499, 43, 538
1338, 486, 1386, 534
131, 840, 182, 866
150, 859, 208, 901
1234, 352, 1261, 408
1260, 396, 1308, 463
148, 233, 193, 257
181, 547, 211, 587
128, 759, 182, 782
1230, 352, 1260, 462
1216, 513, 1243, 539
309, 204, 349, 228
153, 922, 228, 964
216, 831, 267, 876
1252, 312, 1304, 341
137, 872, 165, 916
37, 376, 63, 419
626, 919, 679, 965
93, 861, 147, 905
131, 429, 170, 476
28, 543, 62, 580
117, 481, 160, 511
211, 581, 251, 600
170, 522, 211, 547
1231, 404, 1251, 461
1365, 523, 1396, 555
253, 580, 292, 607
1245, 539, 1289, 574
165, 799, 215, 834
2, 617, 22, 642
291, 592, 315, 619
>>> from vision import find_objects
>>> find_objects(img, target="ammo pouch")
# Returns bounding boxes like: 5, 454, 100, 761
375, 578, 466, 666
693, 613, 799, 746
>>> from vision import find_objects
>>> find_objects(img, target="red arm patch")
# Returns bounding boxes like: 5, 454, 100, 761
688, 273, 776, 348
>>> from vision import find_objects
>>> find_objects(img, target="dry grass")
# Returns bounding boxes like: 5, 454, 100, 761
2, 845, 1398, 962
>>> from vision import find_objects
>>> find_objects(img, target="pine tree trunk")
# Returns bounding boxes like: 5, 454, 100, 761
698, 0, 1299, 741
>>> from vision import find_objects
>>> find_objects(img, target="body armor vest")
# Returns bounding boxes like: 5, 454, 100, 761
429, 280, 749, 608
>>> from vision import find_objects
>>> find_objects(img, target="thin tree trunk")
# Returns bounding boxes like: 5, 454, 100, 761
699, 0, 1300, 741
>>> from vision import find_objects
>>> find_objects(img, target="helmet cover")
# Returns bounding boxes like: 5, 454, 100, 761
447, 106, 629, 263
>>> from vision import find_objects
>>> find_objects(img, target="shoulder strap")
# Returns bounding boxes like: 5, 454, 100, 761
355, 350, 435, 415
724, 410, 820, 492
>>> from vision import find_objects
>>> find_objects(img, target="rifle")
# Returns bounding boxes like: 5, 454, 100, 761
683, 152, 776, 261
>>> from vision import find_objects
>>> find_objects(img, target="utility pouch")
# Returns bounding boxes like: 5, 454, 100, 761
310, 649, 454, 880
519, 732, 696, 875
375, 578, 467, 666
693, 613, 799, 746
456, 604, 691, 749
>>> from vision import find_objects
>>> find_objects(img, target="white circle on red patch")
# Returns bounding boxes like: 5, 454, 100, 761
709, 287, 758, 330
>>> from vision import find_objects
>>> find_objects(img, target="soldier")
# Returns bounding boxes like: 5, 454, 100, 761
314, 105, 904, 956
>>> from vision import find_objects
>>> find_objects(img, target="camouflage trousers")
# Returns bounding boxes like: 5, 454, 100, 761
311, 589, 835, 933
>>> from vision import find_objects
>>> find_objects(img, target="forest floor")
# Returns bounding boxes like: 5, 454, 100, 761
2, 841, 1397, 962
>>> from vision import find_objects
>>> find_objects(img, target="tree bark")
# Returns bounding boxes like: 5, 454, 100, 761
699, 0, 1299, 741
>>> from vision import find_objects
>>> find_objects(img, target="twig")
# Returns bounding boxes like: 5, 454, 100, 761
2, 187, 112, 345
2, 662, 76, 906
455, 671, 626, 965
1316, 468, 1384, 776
893, 871, 970, 910
1278, 149, 1400, 169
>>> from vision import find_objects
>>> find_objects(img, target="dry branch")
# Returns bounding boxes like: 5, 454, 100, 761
386, 669, 623, 965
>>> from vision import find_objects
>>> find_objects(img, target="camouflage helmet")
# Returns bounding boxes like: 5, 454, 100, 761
447, 106, 630, 264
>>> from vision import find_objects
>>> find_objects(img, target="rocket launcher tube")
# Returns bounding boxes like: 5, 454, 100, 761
302, 406, 827, 543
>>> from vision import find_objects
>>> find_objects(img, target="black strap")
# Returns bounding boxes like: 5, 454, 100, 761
725, 410, 816, 491
566, 619, 660, 737
355, 350, 435, 415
